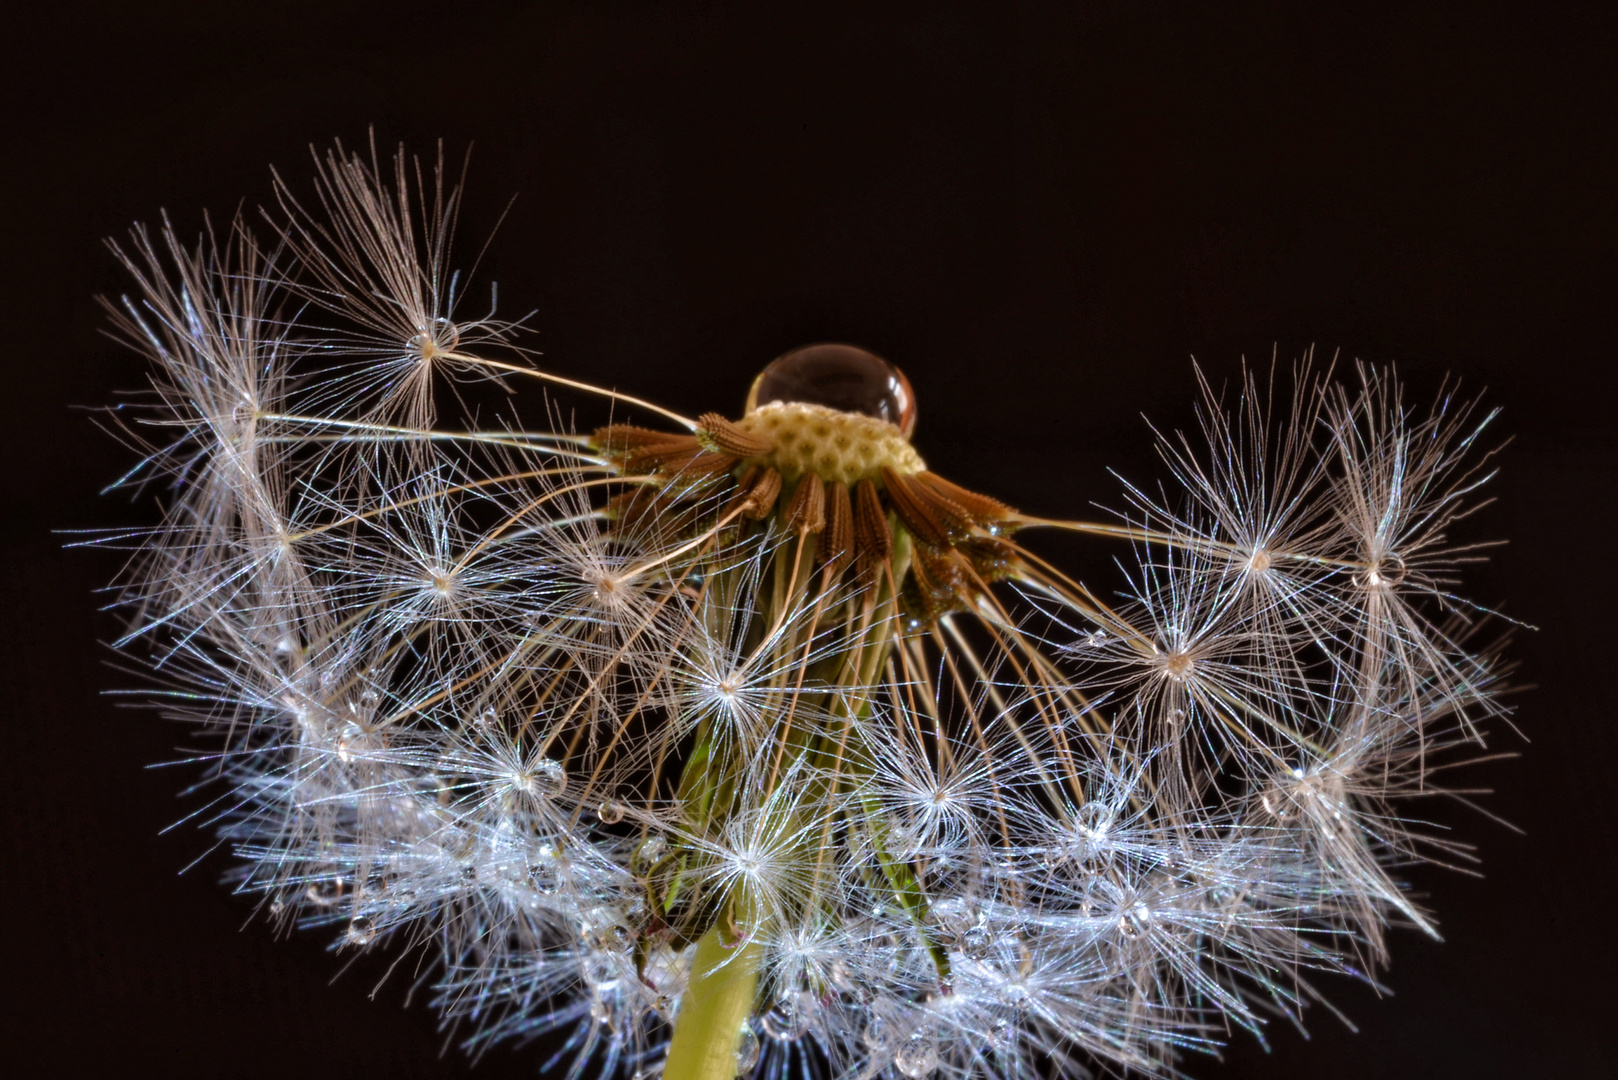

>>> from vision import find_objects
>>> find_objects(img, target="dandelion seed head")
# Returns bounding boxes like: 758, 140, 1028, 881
94, 141, 1518, 1080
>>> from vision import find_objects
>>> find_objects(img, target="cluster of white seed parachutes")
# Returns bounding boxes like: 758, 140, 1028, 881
100, 139, 1509, 1080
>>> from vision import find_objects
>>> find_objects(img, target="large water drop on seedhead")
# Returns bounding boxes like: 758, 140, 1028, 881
747, 343, 916, 435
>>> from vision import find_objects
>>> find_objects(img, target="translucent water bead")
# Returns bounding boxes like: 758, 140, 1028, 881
895, 1031, 940, 1078
735, 1020, 761, 1074
746, 343, 917, 436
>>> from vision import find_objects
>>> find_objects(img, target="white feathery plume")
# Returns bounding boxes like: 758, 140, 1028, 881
93, 139, 1516, 1080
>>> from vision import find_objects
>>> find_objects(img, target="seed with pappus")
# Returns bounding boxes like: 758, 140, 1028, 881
94, 137, 1515, 1080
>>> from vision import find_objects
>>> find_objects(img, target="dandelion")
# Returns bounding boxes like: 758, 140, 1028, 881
95, 137, 1513, 1080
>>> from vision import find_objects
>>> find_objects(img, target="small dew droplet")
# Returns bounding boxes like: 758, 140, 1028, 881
528, 758, 567, 799
529, 861, 559, 896
735, 1020, 760, 1074
632, 836, 669, 873
996, 981, 1030, 1011
761, 996, 810, 1041
1075, 801, 1110, 836
597, 799, 626, 825
589, 998, 611, 1024
306, 880, 341, 907
962, 927, 992, 960
346, 915, 376, 945
927, 895, 978, 947
895, 1033, 940, 1078
862, 1014, 892, 1051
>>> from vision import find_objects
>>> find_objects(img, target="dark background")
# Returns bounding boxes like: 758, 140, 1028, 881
5, 2, 1614, 1077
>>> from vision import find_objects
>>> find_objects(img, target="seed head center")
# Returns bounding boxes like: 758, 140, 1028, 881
736, 401, 925, 485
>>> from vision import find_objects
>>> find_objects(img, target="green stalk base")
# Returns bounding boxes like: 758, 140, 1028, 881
664, 920, 762, 1080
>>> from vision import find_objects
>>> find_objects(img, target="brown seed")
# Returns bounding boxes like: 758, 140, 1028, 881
593, 424, 685, 451
697, 413, 775, 458
820, 480, 854, 571
914, 472, 1013, 524
743, 467, 783, 520
784, 473, 826, 535
880, 468, 953, 548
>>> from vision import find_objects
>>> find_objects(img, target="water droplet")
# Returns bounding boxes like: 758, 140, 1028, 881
526, 759, 567, 799
862, 1014, 893, 1051
761, 995, 809, 1041
597, 799, 626, 825
735, 1020, 760, 1074
632, 835, 669, 873
1353, 552, 1407, 590
828, 958, 856, 992
306, 880, 341, 906
358, 687, 380, 707
346, 916, 376, 945
747, 343, 916, 436
961, 927, 992, 960
1075, 801, 1110, 836
589, 998, 611, 1024
996, 981, 1030, 1011
476, 706, 498, 728
895, 1033, 939, 1078
529, 861, 559, 896
1121, 901, 1151, 939
1069, 801, 1113, 861
988, 1017, 1013, 1049
1261, 786, 1297, 821
927, 895, 978, 948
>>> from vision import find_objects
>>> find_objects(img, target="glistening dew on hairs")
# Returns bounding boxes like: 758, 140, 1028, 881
89, 137, 1517, 1080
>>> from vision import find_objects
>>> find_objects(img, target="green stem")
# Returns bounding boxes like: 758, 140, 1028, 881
664, 911, 762, 1080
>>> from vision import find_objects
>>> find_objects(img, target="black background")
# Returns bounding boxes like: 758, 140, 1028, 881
5, 2, 1615, 1077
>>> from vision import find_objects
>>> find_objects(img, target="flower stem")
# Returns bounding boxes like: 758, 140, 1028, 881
664, 909, 762, 1080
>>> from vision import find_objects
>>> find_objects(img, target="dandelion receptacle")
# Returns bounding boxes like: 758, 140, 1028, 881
96, 139, 1513, 1080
